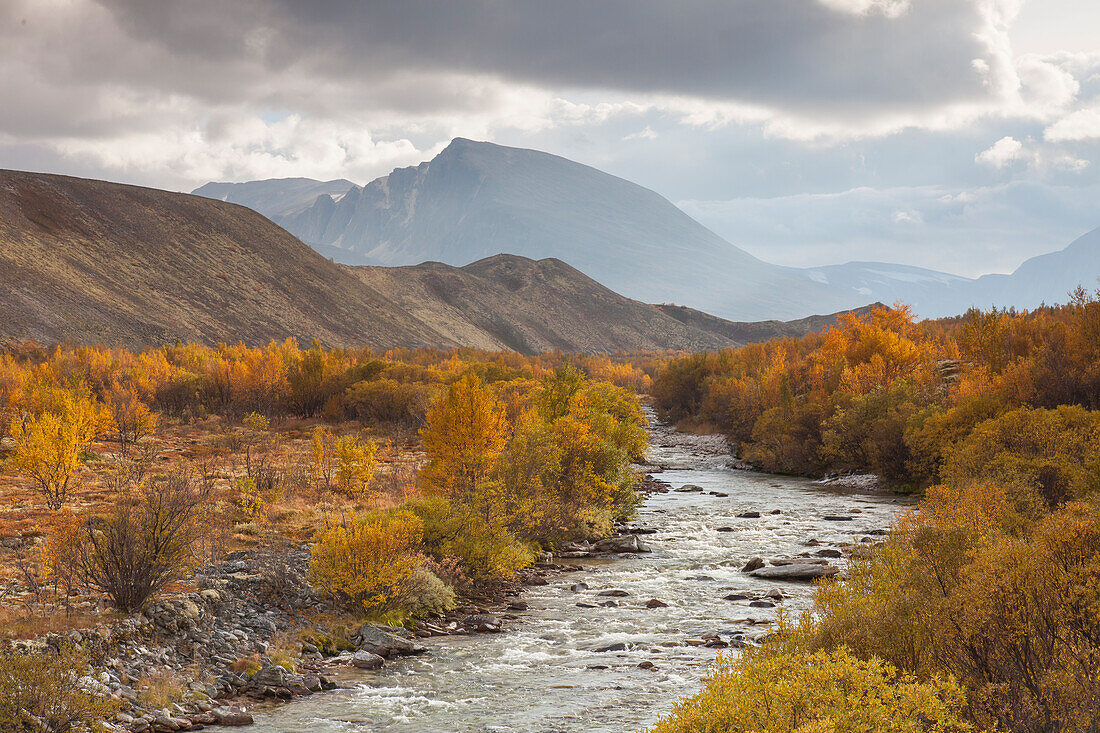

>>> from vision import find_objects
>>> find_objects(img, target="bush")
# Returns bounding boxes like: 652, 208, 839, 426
649, 647, 970, 733
308, 510, 425, 612
75, 468, 204, 611
941, 405, 1100, 508
398, 566, 456, 616
0, 644, 121, 732
346, 378, 432, 426
407, 496, 534, 583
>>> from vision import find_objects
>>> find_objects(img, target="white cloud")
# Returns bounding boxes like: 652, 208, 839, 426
892, 209, 923, 224
816, 0, 911, 18
623, 125, 658, 141
976, 136, 1025, 167
1045, 105, 1100, 141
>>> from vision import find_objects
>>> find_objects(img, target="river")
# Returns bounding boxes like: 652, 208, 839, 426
241, 414, 908, 732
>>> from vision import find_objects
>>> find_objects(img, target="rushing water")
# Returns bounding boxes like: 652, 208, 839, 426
240, 415, 908, 733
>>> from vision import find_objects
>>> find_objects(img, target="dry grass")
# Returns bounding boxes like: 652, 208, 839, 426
0, 416, 425, 635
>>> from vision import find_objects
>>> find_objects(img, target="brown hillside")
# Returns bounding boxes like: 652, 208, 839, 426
0, 169, 737, 353
350, 255, 733, 354
655, 302, 884, 345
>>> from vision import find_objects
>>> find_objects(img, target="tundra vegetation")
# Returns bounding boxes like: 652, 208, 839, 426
650, 290, 1100, 732
0, 340, 649, 729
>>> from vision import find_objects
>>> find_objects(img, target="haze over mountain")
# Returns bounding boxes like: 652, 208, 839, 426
199, 139, 1100, 321
0, 168, 769, 354
199, 139, 856, 321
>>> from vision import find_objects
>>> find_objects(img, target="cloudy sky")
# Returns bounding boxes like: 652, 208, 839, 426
2, 0, 1099, 276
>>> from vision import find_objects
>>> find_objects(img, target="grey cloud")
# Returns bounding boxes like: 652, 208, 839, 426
94, 0, 995, 116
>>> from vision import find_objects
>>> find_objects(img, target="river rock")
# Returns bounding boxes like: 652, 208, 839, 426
723, 592, 751, 601
355, 623, 426, 657
737, 511, 761, 519
212, 706, 254, 726
597, 589, 630, 597
507, 601, 528, 611
676, 484, 703, 492
570, 582, 589, 592
644, 599, 669, 608
463, 614, 503, 632
716, 526, 735, 532
815, 548, 843, 558
638, 660, 657, 670
351, 651, 385, 669
749, 600, 775, 608
592, 642, 628, 652
822, 515, 854, 522
594, 535, 651, 553
771, 557, 829, 566
741, 557, 765, 573
749, 564, 839, 581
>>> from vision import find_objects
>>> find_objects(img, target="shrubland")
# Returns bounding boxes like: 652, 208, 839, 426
0, 339, 649, 719
650, 290, 1100, 732
0, 339, 648, 622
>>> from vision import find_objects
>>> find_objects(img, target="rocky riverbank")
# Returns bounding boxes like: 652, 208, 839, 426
8, 528, 661, 732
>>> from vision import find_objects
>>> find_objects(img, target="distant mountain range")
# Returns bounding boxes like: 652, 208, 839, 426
2, 168, 862, 352
197, 139, 1100, 320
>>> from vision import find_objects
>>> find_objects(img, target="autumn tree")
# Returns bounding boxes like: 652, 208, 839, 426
419, 374, 508, 506
311, 427, 378, 499
9, 393, 108, 509
107, 381, 158, 456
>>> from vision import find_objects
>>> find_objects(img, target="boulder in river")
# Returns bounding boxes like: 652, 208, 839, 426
595, 535, 651, 553
822, 515, 854, 522
815, 548, 843, 558
724, 592, 752, 601
676, 484, 704, 492
749, 564, 839, 581
716, 526, 735, 532
592, 642, 628, 652
463, 614, 503, 632
741, 557, 765, 573
737, 511, 761, 519
212, 707, 255, 726
597, 589, 630, 597
355, 623, 426, 657
770, 557, 829, 566
351, 651, 385, 670
644, 599, 669, 608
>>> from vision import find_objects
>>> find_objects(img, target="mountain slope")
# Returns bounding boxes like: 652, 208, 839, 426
801, 262, 972, 312
0, 169, 738, 353
0, 169, 442, 348
193, 178, 355, 219
956, 226, 1100, 313
656, 302, 883, 344
196, 141, 1100, 321
350, 255, 734, 354
203, 139, 853, 321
